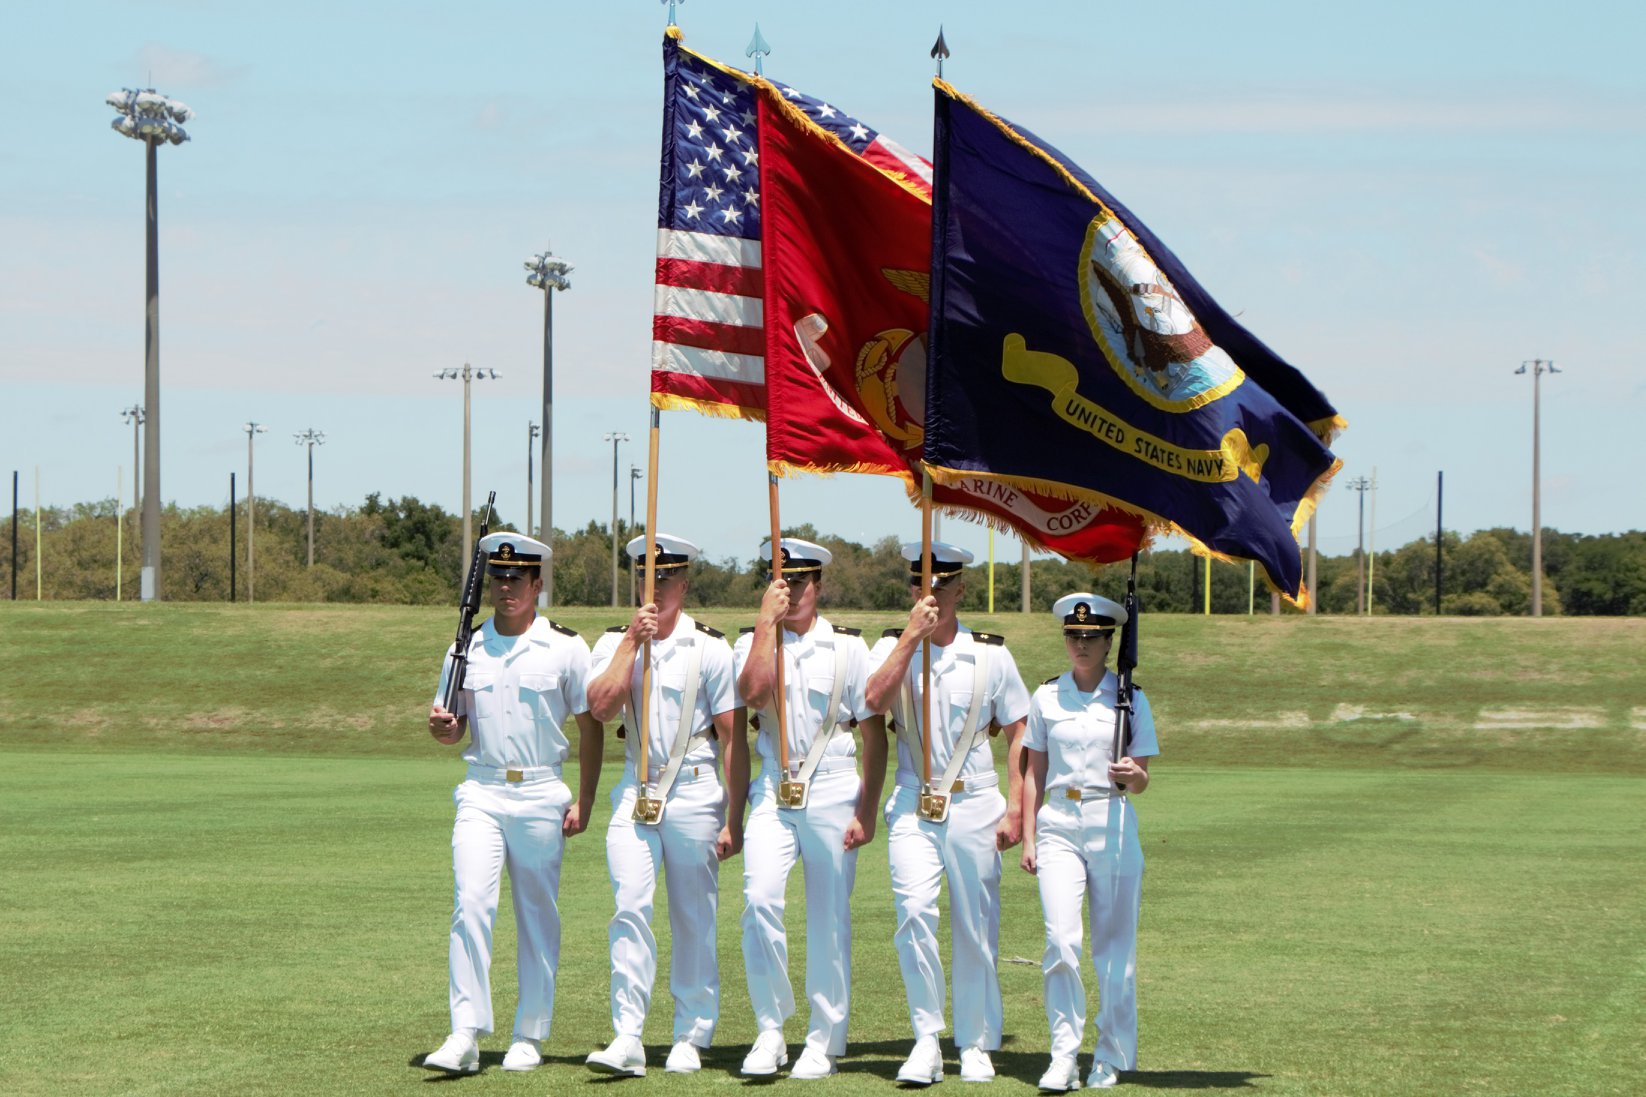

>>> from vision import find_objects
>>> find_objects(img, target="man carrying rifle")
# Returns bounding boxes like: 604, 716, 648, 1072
423, 532, 603, 1075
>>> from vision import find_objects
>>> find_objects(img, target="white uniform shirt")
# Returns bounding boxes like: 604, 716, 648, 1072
434, 615, 592, 770
732, 615, 875, 777
867, 625, 1031, 787
590, 613, 739, 782
1023, 670, 1159, 794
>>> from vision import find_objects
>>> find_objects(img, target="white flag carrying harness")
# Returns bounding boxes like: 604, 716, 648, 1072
776, 635, 850, 810
894, 636, 992, 824
628, 633, 706, 826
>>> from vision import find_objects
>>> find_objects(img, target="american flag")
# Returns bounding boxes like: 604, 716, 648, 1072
651, 31, 931, 420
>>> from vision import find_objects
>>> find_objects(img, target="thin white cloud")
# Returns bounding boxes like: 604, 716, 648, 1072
133, 43, 248, 90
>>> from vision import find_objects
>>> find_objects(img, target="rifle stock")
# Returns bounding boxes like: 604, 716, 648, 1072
440, 491, 498, 715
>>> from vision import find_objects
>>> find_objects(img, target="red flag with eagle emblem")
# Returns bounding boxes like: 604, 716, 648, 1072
758, 83, 1146, 562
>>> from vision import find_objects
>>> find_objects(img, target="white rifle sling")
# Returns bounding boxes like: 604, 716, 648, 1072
628, 633, 706, 825
779, 634, 850, 809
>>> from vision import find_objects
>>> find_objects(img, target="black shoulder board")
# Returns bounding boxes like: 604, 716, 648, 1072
973, 632, 1006, 646
833, 624, 862, 636
695, 620, 725, 639
1131, 680, 1144, 692
605, 624, 628, 633
882, 627, 904, 639
1042, 675, 1060, 685
547, 620, 578, 637
739, 626, 757, 635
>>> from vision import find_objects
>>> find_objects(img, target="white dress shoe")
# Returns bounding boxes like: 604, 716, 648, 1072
741, 1029, 789, 1076
896, 1035, 944, 1086
665, 1040, 703, 1073
1037, 1056, 1080, 1092
1086, 1060, 1119, 1089
587, 1034, 647, 1077
422, 1032, 479, 1074
959, 1047, 996, 1083
790, 1046, 838, 1079
502, 1037, 542, 1072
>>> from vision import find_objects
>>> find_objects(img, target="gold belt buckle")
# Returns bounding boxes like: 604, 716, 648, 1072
917, 785, 950, 824
505, 768, 524, 783
1064, 787, 1082, 801
778, 778, 808, 810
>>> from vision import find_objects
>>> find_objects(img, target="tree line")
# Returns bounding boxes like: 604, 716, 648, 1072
2, 494, 1642, 615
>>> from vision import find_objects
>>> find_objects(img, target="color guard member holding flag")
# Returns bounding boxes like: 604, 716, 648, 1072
1020, 593, 1158, 1091
733, 537, 887, 1080
865, 542, 1031, 1085
584, 534, 746, 1078
422, 533, 602, 1075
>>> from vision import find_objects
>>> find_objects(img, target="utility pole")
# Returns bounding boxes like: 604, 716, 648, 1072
1516, 359, 1561, 616
525, 249, 572, 606
1435, 471, 1444, 615
435, 365, 499, 578
1020, 540, 1031, 614
243, 422, 267, 601
1307, 514, 1318, 614
293, 429, 325, 567
604, 432, 629, 607
527, 422, 541, 539
121, 405, 144, 562
1346, 476, 1372, 615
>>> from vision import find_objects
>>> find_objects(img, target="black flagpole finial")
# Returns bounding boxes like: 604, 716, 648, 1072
930, 26, 950, 77
746, 22, 771, 75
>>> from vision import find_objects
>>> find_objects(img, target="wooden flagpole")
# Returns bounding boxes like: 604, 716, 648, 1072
767, 472, 791, 779
638, 408, 661, 796
920, 469, 934, 790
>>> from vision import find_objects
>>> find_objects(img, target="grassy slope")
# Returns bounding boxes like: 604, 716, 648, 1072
2, 604, 1643, 1095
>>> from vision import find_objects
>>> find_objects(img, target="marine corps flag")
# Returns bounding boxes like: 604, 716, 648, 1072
924, 82, 1342, 600
759, 83, 1146, 563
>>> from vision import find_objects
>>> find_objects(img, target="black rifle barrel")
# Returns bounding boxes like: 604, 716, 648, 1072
1112, 552, 1140, 789
440, 491, 498, 714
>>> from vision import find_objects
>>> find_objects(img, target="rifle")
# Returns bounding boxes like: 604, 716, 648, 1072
1112, 552, 1140, 791
439, 492, 497, 715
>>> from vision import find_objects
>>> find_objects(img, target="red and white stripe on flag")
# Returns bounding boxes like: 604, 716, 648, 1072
651, 227, 766, 420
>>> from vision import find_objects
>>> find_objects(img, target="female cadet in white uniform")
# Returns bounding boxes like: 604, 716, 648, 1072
422, 533, 603, 1075
1020, 593, 1158, 1091
732, 538, 886, 1080
865, 542, 1031, 1086
584, 534, 746, 1078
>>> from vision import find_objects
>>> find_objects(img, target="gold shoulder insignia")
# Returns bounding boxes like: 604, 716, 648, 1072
973, 632, 1006, 646
695, 621, 726, 639
605, 624, 629, 633
882, 627, 904, 639
548, 620, 578, 637
833, 624, 862, 636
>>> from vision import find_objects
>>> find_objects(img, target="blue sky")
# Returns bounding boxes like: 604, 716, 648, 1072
3, 0, 1641, 572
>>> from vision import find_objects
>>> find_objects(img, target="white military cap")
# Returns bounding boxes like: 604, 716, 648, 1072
760, 537, 833, 576
900, 540, 974, 579
1051, 592, 1127, 631
479, 531, 551, 577
624, 532, 700, 571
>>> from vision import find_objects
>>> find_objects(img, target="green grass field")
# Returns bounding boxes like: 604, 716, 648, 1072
1, 604, 1642, 1096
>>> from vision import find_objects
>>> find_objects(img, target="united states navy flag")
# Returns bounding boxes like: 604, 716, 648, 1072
924, 82, 1343, 601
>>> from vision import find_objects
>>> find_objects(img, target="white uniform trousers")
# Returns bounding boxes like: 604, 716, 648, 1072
740, 764, 861, 1056
884, 781, 1006, 1051
604, 768, 725, 1046
448, 771, 572, 1039
1034, 794, 1144, 1070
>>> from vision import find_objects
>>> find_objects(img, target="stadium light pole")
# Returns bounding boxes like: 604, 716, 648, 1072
121, 404, 144, 559
526, 422, 541, 539
435, 366, 498, 574
243, 422, 268, 602
1516, 359, 1560, 617
108, 87, 192, 601
293, 429, 325, 567
604, 432, 629, 607
525, 248, 572, 606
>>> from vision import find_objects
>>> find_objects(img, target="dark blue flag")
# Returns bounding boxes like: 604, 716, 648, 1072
924, 83, 1343, 601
